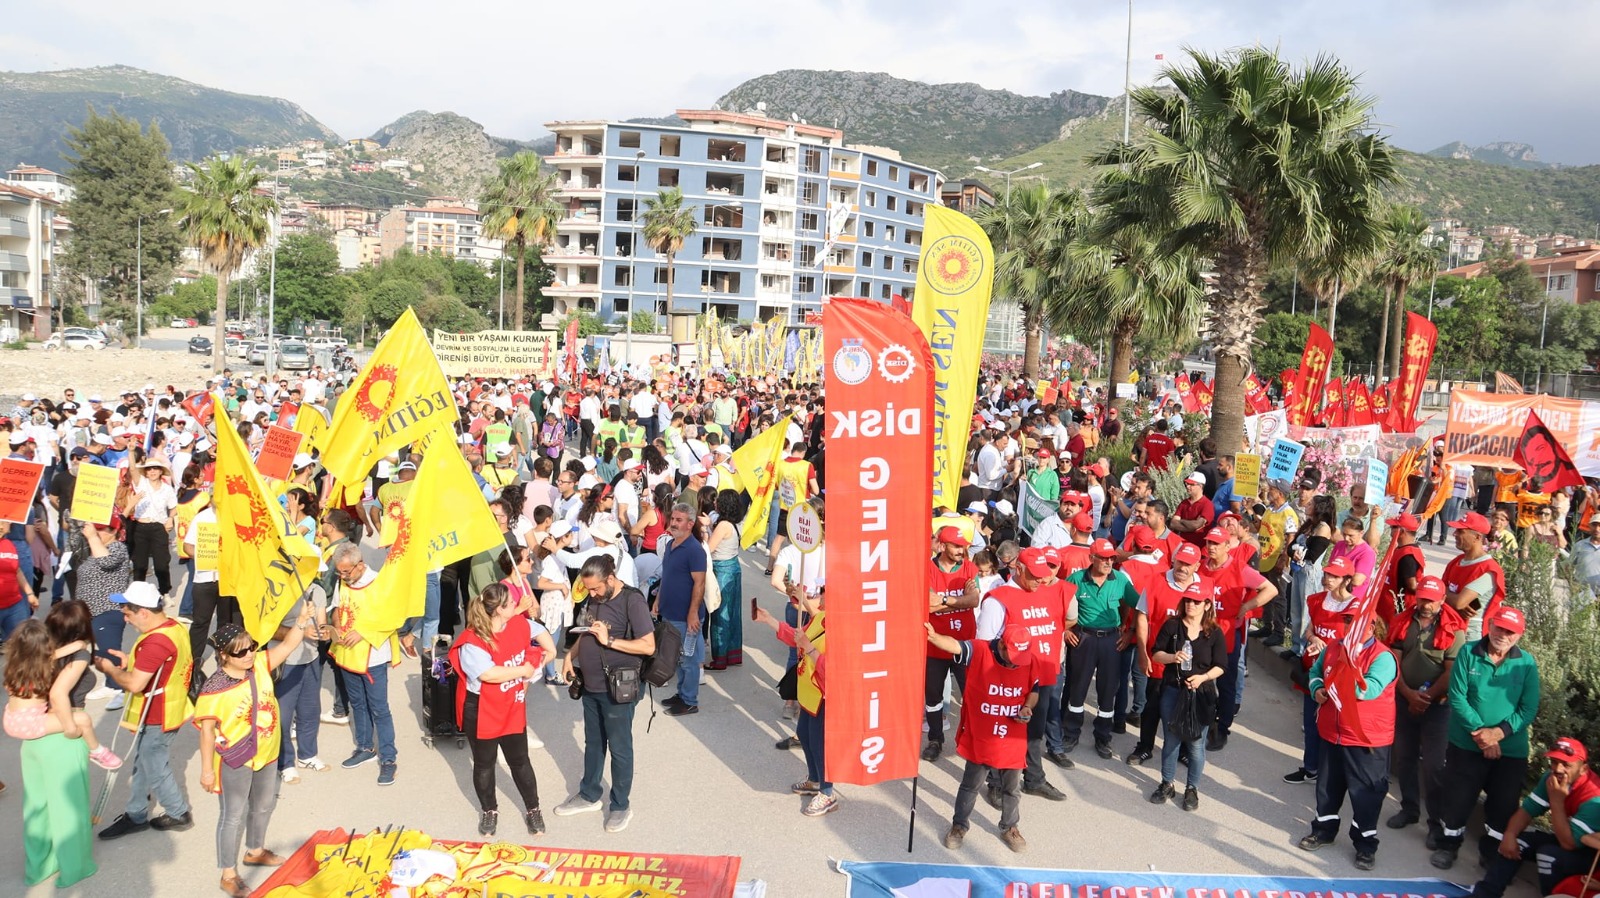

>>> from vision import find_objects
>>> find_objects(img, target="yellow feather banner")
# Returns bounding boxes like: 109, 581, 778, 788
732, 414, 793, 548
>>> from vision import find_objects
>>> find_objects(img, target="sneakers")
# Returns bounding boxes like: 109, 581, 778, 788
553, 795, 603, 816
1207, 731, 1228, 752
281, 768, 301, 784
1386, 810, 1419, 829
1000, 826, 1027, 853
1298, 833, 1332, 852
1354, 851, 1376, 871
479, 809, 498, 837
1095, 742, 1115, 760
320, 711, 349, 725
1283, 767, 1317, 784
1182, 787, 1199, 811
98, 813, 149, 840
802, 793, 839, 817
106, 692, 126, 711
88, 745, 123, 770
149, 811, 194, 831
377, 762, 397, 786
1022, 781, 1066, 801
526, 808, 546, 835
791, 780, 821, 795
1125, 749, 1153, 767
297, 756, 330, 772
782, 700, 799, 720
1045, 750, 1075, 769
1429, 847, 1458, 869
942, 824, 968, 849
666, 703, 698, 716
86, 684, 119, 702
775, 736, 801, 750
605, 808, 634, 832
920, 741, 943, 762
341, 749, 378, 769
528, 735, 545, 749
661, 695, 685, 710
1149, 782, 1176, 804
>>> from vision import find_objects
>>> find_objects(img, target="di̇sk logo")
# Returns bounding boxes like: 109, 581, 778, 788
832, 338, 872, 386
877, 344, 915, 384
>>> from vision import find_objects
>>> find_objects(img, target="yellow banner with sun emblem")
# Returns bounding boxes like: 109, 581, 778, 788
731, 413, 793, 549
356, 440, 505, 641
212, 394, 323, 643
912, 204, 995, 510
320, 307, 457, 485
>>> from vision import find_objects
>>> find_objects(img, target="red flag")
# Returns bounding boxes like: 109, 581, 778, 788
1192, 378, 1213, 411
563, 317, 581, 380
1244, 372, 1273, 414
1323, 535, 1399, 746
1347, 379, 1375, 426
1320, 377, 1346, 427
824, 298, 933, 786
1515, 410, 1585, 492
1287, 323, 1334, 427
890, 293, 912, 317
1280, 369, 1300, 418
180, 392, 214, 426
1176, 372, 1201, 412
1385, 312, 1437, 433
1371, 380, 1392, 418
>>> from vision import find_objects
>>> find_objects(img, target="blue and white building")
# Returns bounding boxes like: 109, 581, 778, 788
542, 109, 942, 326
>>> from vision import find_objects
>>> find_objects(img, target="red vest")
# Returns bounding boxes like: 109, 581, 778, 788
1316, 639, 1396, 748
927, 558, 978, 659
955, 641, 1050, 770
450, 616, 536, 739
1381, 543, 1427, 625
1057, 544, 1092, 578
986, 583, 1071, 669
1202, 556, 1247, 647
1143, 574, 1205, 677
1387, 603, 1467, 653
1441, 553, 1506, 622
1299, 592, 1356, 690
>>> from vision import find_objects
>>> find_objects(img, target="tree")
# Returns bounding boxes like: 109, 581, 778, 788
478, 152, 560, 331
59, 107, 183, 316
1428, 275, 1514, 375
1372, 205, 1437, 379
270, 231, 348, 329
1092, 48, 1400, 450
1253, 312, 1345, 384
558, 309, 607, 338
974, 184, 1083, 379
179, 156, 276, 370
148, 276, 220, 326
640, 188, 697, 322
628, 310, 659, 335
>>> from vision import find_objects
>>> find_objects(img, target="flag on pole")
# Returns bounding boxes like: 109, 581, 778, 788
1287, 324, 1335, 427
1494, 371, 1524, 394
1514, 410, 1585, 492
1385, 312, 1437, 433
731, 414, 794, 549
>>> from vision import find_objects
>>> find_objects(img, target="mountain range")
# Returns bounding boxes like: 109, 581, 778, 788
5, 65, 1599, 235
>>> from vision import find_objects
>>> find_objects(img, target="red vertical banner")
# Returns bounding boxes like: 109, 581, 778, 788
1321, 377, 1345, 426
1348, 379, 1375, 426
1192, 378, 1213, 411
1244, 372, 1273, 414
1386, 312, 1437, 433
1371, 380, 1392, 419
1287, 323, 1334, 427
824, 298, 932, 786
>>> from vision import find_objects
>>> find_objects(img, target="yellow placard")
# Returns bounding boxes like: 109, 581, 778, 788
71, 463, 121, 525
194, 521, 220, 571
1234, 453, 1262, 498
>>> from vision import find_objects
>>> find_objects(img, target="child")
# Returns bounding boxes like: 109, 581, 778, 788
46, 600, 123, 769
973, 549, 1004, 601
3, 619, 122, 770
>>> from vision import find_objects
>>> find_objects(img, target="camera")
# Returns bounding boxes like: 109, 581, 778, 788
567, 670, 584, 701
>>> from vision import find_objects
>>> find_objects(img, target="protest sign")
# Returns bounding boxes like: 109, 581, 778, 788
1265, 438, 1306, 483
0, 459, 44, 524
1233, 453, 1262, 498
256, 426, 305, 481
432, 330, 558, 379
1364, 458, 1389, 503
70, 462, 120, 525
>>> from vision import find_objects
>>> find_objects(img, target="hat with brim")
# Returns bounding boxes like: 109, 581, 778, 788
110, 582, 162, 609
1089, 538, 1118, 559
1448, 512, 1491, 535
1323, 556, 1355, 578
936, 526, 970, 547
140, 457, 169, 470
590, 520, 624, 543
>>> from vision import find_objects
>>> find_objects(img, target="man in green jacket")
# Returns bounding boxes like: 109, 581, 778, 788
1431, 606, 1541, 871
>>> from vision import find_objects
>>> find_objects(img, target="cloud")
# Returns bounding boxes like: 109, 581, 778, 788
8, 0, 1597, 164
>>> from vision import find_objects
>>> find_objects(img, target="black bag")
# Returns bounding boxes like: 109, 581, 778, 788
776, 664, 799, 701
421, 639, 463, 738
639, 617, 681, 689
605, 664, 642, 704
1173, 682, 1219, 743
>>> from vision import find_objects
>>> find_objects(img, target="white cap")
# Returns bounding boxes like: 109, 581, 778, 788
143, 383, 155, 392
9, 431, 32, 445
195, 439, 212, 452
581, 457, 596, 471
397, 460, 417, 472
577, 473, 599, 490
1185, 471, 1207, 485
547, 519, 574, 539
20, 393, 35, 402
178, 433, 195, 447
713, 444, 732, 457
590, 520, 624, 543
684, 464, 707, 478
492, 444, 512, 457
620, 458, 641, 472
87, 395, 102, 403
112, 582, 163, 609
292, 452, 315, 470
93, 434, 114, 446
965, 501, 987, 515
994, 499, 1015, 516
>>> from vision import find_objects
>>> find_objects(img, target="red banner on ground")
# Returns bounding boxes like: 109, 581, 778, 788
824, 298, 932, 786
1288, 324, 1334, 427
1386, 312, 1437, 433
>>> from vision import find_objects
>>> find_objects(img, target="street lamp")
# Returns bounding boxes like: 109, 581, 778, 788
135, 207, 173, 349
626, 149, 645, 369
973, 162, 1043, 203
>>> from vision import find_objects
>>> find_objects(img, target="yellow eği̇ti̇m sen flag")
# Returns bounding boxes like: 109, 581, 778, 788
319, 307, 456, 486
356, 440, 505, 641
912, 203, 994, 512
731, 413, 793, 549
212, 394, 322, 643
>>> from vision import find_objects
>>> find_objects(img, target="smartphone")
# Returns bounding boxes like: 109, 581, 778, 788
750, 597, 758, 622
568, 626, 593, 636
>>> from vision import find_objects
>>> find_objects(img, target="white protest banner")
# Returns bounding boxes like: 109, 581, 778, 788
432, 330, 558, 379
1018, 479, 1056, 536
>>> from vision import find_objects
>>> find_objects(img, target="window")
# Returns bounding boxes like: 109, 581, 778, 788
617, 198, 636, 222
707, 139, 747, 162
863, 221, 875, 238
653, 268, 672, 285
906, 201, 921, 217
618, 164, 638, 182
865, 190, 876, 208
887, 196, 898, 212
802, 148, 823, 174
866, 160, 879, 177
889, 165, 899, 181
659, 135, 680, 157
657, 168, 679, 188
800, 212, 819, 231
903, 258, 917, 274
882, 254, 892, 270
798, 276, 816, 293
619, 131, 641, 148
886, 224, 896, 241
861, 251, 873, 267
799, 245, 817, 266
860, 280, 872, 297
613, 267, 632, 286
800, 182, 820, 204
881, 283, 892, 300
612, 297, 630, 312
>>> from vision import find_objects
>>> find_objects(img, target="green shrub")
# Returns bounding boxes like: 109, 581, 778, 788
4, 339, 29, 350
1509, 538, 1600, 773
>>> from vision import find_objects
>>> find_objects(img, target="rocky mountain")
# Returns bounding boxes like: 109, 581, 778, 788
0, 65, 337, 171
1425, 140, 1552, 171
368, 110, 530, 200
714, 70, 1110, 175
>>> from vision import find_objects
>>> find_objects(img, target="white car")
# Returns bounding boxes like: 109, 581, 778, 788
45, 331, 107, 351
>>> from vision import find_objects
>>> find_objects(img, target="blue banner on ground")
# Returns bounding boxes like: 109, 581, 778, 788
837, 860, 1471, 898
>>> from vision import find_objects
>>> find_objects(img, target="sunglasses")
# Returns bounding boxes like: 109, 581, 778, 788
225, 641, 260, 657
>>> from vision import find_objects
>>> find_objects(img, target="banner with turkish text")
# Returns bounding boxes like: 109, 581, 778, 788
730, 414, 794, 550
432, 329, 558, 379
912, 204, 995, 511
1442, 389, 1596, 475
1386, 312, 1437, 433
1287, 323, 1334, 427
1347, 379, 1375, 426
825, 298, 932, 786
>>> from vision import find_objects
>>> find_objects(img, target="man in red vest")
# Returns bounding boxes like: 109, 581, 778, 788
923, 527, 979, 761
1380, 512, 1427, 626
1468, 737, 1600, 898
1442, 512, 1506, 641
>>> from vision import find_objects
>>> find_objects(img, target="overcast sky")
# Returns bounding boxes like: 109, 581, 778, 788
5, 0, 1593, 165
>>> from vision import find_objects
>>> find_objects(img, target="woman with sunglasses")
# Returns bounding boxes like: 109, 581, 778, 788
1148, 582, 1227, 810
193, 613, 314, 898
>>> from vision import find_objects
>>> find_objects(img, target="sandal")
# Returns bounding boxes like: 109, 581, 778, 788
220, 873, 250, 898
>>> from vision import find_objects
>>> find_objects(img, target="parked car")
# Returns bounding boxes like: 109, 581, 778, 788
45, 331, 107, 351
277, 340, 312, 370
247, 341, 269, 365
188, 335, 212, 354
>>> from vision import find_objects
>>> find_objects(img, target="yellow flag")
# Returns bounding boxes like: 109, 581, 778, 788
320, 308, 456, 485
732, 414, 793, 549
213, 394, 322, 643
358, 441, 504, 640
291, 401, 329, 454
912, 204, 995, 510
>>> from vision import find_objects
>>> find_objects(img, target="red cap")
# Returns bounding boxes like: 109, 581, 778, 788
1204, 527, 1230, 545
1061, 491, 1087, 508
1413, 576, 1446, 602
1386, 511, 1421, 532
1035, 449, 1052, 459
1324, 556, 1355, 578
1017, 548, 1055, 579
1071, 512, 1096, 533
1548, 737, 1588, 764
1089, 461, 1109, 478
1041, 546, 1063, 570
1089, 538, 1118, 559
1128, 524, 1157, 551
936, 526, 970, 547
1172, 542, 1202, 565
1000, 623, 1035, 666
1487, 606, 1526, 634
1448, 511, 1492, 535
1217, 511, 1241, 524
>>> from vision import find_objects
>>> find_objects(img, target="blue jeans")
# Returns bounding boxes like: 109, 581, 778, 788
0, 599, 30, 643
765, 496, 781, 548
127, 725, 188, 821
342, 663, 396, 764
91, 608, 126, 694
669, 620, 704, 707
402, 571, 442, 648
797, 701, 831, 795
1044, 662, 1069, 752
784, 603, 800, 669
543, 624, 565, 680
579, 690, 637, 811
179, 557, 195, 618
1160, 685, 1208, 788
275, 659, 322, 769
1289, 564, 1314, 655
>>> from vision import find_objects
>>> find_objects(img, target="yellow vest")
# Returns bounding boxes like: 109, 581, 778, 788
121, 619, 194, 733
797, 610, 827, 715
192, 654, 281, 772
174, 492, 212, 560
483, 464, 519, 490
596, 420, 624, 451
775, 456, 811, 511
714, 462, 743, 495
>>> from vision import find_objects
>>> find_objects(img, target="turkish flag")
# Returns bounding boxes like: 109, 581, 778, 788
1385, 312, 1437, 433
1287, 323, 1334, 427
1514, 410, 1585, 492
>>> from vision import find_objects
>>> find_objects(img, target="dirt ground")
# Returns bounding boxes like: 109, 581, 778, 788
0, 327, 224, 407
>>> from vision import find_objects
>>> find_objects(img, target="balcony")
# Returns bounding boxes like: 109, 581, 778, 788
0, 252, 30, 273
544, 279, 600, 296
0, 218, 29, 238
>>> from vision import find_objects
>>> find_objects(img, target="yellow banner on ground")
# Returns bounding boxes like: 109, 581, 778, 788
913, 204, 995, 510
213, 394, 322, 643
432, 329, 558, 379
320, 308, 456, 485
359, 441, 504, 641
732, 414, 793, 549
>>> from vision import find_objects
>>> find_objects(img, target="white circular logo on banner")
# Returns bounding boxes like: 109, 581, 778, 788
877, 344, 915, 384
788, 503, 823, 553
832, 342, 872, 386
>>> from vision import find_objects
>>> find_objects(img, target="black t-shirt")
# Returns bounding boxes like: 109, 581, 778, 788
957, 483, 988, 512
1155, 617, 1228, 686
1397, 552, 1423, 590
574, 585, 653, 695
49, 469, 76, 510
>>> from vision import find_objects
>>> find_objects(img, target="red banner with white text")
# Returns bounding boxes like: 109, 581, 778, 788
1287, 323, 1334, 427
1386, 312, 1437, 433
824, 298, 932, 786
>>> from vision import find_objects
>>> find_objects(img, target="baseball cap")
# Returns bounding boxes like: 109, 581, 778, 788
111, 582, 162, 609
1386, 511, 1420, 532
965, 501, 988, 515
87, 395, 103, 403
20, 392, 35, 402
293, 452, 316, 469
1040, 546, 1063, 571
1547, 737, 1588, 764
1128, 524, 1157, 551
936, 526, 970, 547
1119, 471, 1136, 492
8, 432, 32, 446
620, 458, 641, 472
1323, 556, 1355, 578
69, 447, 90, 459
1035, 449, 1052, 459
177, 432, 196, 447
684, 464, 707, 478
1448, 512, 1491, 535
492, 445, 513, 458
1172, 543, 1202, 565
93, 433, 114, 446
1413, 576, 1446, 603
1204, 527, 1230, 545
1071, 512, 1095, 533
1267, 477, 1292, 495
1089, 461, 1109, 478
713, 445, 732, 457
1217, 510, 1241, 524
1487, 606, 1526, 634
396, 461, 417, 472
1017, 548, 1054, 579
994, 499, 1014, 516
581, 457, 596, 471
546, 519, 574, 540
1089, 538, 1118, 559
999, 623, 1035, 666
1185, 471, 1206, 486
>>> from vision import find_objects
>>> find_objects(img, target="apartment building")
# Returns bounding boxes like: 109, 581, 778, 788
0, 182, 62, 338
1443, 242, 1600, 304
3, 166, 75, 204
940, 179, 995, 215
378, 201, 482, 261
541, 109, 943, 325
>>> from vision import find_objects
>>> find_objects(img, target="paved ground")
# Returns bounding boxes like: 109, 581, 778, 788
1, 533, 1521, 897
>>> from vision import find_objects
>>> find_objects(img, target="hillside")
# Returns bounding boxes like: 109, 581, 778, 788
714, 70, 1110, 175
369, 110, 529, 200
1425, 140, 1551, 170
0, 65, 338, 170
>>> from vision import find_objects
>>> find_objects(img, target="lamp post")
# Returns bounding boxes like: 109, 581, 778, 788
497, 253, 505, 329
134, 207, 173, 349
972, 162, 1043, 203
626, 149, 645, 368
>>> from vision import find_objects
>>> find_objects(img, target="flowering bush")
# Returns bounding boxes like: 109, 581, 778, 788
1300, 439, 1355, 496
1058, 342, 1101, 374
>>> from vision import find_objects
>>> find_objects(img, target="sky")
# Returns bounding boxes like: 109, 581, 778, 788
5, 0, 1595, 165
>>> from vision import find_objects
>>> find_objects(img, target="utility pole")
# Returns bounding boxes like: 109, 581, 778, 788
1123, 0, 1134, 145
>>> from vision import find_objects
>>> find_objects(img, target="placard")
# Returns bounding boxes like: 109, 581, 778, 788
1233, 453, 1262, 498
70, 462, 121, 525
787, 501, 823, 552
1363, 458, 1389, 503
194, 521, 220, 571
432, 329, 558, 379
1115, 382, 1137, 399
1265, 437, 1306, 484
0, 458, 45, 524
256, 425, 305, 481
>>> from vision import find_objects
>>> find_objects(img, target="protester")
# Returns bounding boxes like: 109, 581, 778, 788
657, 504, 708, 717
1148, 581, 1225, 810
1384, 576, 1464, 843
327, 543, 400, 786
924, 526, 979, 761
755, 592, 836, 817
1466, 737, 1599, 898
705, 489, 746, 669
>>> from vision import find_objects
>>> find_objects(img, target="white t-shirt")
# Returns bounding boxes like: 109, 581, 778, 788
773, 543, 825, 594
185, 506, 220, 584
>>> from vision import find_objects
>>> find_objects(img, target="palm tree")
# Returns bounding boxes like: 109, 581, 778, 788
640, 187, 697, 325
179, 156, 275, 371
1092, 47, 1400, 451
974, 184, 1083, 379
1373, 204, 1436, 379
479, 152, 561, 330
1300, 190, 1383, 342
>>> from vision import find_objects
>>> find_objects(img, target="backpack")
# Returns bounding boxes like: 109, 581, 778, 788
639, 616, 682, 688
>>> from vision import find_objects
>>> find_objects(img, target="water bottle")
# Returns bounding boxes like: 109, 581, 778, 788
1180, 638, 1193, 672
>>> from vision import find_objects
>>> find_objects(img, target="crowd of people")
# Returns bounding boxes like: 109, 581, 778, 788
0, 358, 1596, 897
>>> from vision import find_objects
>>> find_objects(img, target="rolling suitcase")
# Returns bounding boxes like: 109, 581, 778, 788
420, 637, 466, 749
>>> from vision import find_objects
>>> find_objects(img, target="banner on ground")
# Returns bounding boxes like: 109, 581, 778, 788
730, 414, 793, 550
432, 329, 558, 379
70, 462, 120, 525
0, 458, 45, 524
825, 297, 932, 787
913, 204, 995, 511
1442, 389, 1600, 476
837, 859, 1469, 898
